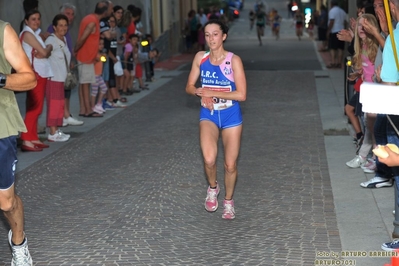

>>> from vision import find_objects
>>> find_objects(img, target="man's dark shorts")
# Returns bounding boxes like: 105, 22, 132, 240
0, 136, 18, 190
329, 32, 345, 50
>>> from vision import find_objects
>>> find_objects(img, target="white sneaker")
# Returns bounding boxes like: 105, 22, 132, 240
114, 100, 127, 108
62, 118, 68, 127
8, 230, 33, 266
65, 116, 84, 126
93, 104, 105, 114
360, 176, 393, 188
346, 155, 366, 168
48, 130, 70, 142
57, 129, 70, 138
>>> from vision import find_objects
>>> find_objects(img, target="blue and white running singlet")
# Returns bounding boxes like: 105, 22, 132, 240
199, 51, 242, 129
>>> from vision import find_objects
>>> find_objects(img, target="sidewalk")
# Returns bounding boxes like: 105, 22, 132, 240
315, 42, 394, 265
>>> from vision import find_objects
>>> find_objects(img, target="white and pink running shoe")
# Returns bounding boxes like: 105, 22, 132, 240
222, 199, 235, 220
205, 183, 220, 212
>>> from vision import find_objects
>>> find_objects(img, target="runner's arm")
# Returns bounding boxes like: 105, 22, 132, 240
186, 51, 205, 96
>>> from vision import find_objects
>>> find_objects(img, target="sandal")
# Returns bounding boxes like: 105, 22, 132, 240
83, 112, 103, 118
119, 97, 127, 103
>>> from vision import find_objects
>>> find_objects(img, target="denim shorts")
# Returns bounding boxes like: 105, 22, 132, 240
0, 136, 18, 190
200, 103, 242, 129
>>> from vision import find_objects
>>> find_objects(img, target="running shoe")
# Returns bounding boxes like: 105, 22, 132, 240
205, 183, 220, 212
222, 199, 235, 220
346, 155, 366, 168
8, 230, 33, 266
360, 176, 393, 188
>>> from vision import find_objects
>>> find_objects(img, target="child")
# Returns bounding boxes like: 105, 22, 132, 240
133, 42, 148, 91
345, 14, 379, 169
91, 38, 107, 115
122, 33, 139, 94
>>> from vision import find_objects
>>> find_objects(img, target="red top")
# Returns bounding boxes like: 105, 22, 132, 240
126, 21, 136, 42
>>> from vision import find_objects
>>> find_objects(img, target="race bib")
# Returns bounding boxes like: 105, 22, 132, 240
203, 85, 233, 110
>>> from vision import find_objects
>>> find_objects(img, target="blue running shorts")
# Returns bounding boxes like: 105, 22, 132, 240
0, 136, 18, 190
200, 103, 243, 129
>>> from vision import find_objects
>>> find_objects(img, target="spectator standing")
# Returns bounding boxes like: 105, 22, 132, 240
377, 0, 399, 252
344, 14, 379, 169
113, 5, 126, 92
45, 14, 72, 142
126, 5, 142, 39
326, 0, 348, 68
0, 18, 37, 266
197, 8, 208, 51
359, 0, 393, 188
46, 3, 84, 127
100, 6, 127, 108
121, 33, 138, 97
317, 5, 329, 51
188, 10, 199, 52
20, 9, 53, 152
74, 1, 110, 117
91, 38, 107, 115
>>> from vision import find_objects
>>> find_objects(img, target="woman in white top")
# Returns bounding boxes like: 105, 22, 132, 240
44, 14, 71, 142
19, 9, 53, 152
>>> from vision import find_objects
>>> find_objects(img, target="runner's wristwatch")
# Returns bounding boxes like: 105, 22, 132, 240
0, 73, 6, 88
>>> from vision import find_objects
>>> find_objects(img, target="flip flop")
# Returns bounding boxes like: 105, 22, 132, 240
83, 112, 103, 118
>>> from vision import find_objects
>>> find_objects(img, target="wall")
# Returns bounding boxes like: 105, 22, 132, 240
0, 0, 196, 61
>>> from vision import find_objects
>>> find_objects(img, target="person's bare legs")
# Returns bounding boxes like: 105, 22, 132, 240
82, 83, 91, 115
221, 125, 242, 200
345, 104, 362, 136
109, 87, 120, 102
78, 83, 85, 115
200, 121, 219, 188
337, 48, 344, 68
0, 186, 25, 245
257, 26, 262, 46
64, 98, 71, 118
330, 49, 337, 65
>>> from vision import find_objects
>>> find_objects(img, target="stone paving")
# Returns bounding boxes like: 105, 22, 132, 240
0, 1, 346, 264
0, 67, 341, 265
